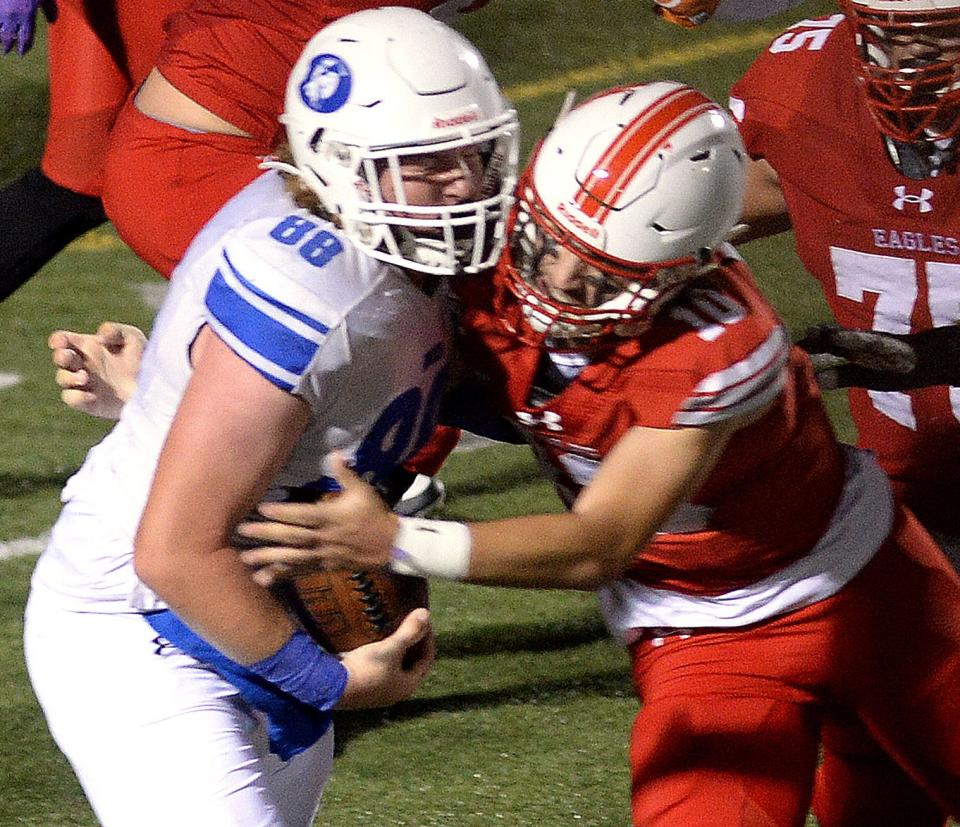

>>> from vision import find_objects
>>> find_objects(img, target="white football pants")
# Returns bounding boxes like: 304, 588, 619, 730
23, 586, 333, 827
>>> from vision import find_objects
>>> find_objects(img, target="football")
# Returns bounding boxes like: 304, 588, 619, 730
272, 569, 429, 653
243, 485, 429, 653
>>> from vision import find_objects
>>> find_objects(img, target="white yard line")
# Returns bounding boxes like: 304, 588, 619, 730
0, 372, 23, 390
135, 281, 169, 311
0, 532, 48, 560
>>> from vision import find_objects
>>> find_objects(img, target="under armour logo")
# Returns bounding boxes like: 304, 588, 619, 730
892, 185, 934, 213
516, 410, 563, 431
151, 635, 175, 656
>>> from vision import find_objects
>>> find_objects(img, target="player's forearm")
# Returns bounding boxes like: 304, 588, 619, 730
466, 512, 629, 589
136, 68, 251, 137
733, 157, 791, 243
390, 510, 637, 590
134, 533, 296, 664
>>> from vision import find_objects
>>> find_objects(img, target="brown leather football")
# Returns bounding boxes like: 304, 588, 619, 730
272, 569, 429, 653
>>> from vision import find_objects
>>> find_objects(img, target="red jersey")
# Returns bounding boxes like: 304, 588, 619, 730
730, 14, 960, 533
459, 257, 851, 598
43, 0, 193, 194
156, 0, 489, 147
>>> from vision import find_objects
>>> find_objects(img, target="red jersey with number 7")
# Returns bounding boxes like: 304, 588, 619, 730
457, 256, 852, 597
730, 13, 960, 534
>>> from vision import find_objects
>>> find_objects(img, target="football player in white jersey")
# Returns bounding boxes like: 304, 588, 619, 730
24, 8, 518, 827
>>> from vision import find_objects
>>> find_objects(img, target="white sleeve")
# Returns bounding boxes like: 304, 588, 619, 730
203, 239, 341, 393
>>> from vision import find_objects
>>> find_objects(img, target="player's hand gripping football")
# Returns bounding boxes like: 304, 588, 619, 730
49, 321, 146, 418
337, 606, 436, 709
237, 453, 398, 587
0, 0, 56, 56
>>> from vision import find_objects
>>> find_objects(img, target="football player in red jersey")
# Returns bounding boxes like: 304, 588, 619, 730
728, 5, 960, 824
729, 0, 960, 554
0, 0, 192, 301
234, 82, 960, 826
99, 0, 491, 279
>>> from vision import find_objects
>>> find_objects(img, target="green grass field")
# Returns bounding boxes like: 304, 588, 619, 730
0, 2, 858, 824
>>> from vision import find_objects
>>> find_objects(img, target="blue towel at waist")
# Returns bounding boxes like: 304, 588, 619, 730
145, 610, 332, 761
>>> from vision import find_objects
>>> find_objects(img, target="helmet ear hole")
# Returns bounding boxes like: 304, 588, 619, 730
308, 129, 325, 153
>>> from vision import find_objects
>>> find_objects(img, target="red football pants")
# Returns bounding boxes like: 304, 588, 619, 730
42, 0, 189, 196
101, 102, 266, 277
627, 510, 960, 826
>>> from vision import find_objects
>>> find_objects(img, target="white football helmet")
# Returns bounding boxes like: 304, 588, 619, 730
504, 82, 746, 348
840, 0, 960, 149
274, 6, 519, 275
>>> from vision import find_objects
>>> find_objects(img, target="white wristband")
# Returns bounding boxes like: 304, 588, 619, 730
389, 517, 472, 580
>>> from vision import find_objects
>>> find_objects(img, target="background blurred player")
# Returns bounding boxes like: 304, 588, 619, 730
728, 6, 960, 823
729, 0, 960, 554
0, 0, 489, 299
0, 0, 191, 301
100, 0, 492, 279
25, 10, 517, 825
233, 82, 960, 826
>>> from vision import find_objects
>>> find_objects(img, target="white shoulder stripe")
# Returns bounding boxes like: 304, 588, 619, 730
690, 326, 787, 394
674, 327, 789, 426
674, 367, 785, 426
684, 350, 786, 416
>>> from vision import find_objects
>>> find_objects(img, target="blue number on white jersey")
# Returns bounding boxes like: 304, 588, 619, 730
269, 215, 344, 269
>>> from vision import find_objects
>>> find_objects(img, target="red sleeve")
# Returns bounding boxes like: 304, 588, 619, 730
728, 13, 851, 162
621, 263, 790, 430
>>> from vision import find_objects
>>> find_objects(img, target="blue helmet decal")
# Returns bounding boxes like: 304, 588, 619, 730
299, 54, 352, 113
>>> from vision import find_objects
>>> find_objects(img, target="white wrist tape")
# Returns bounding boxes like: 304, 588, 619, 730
389, 517, 472, 580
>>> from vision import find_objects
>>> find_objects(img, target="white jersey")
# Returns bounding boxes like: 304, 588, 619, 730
32, 172, 452, 613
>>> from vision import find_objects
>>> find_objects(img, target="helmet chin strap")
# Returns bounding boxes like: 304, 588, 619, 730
391, 226, 465, 274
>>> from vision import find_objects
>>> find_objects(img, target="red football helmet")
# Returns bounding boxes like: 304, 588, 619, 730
840, 0, 960, 144
502, 82, 746, 349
